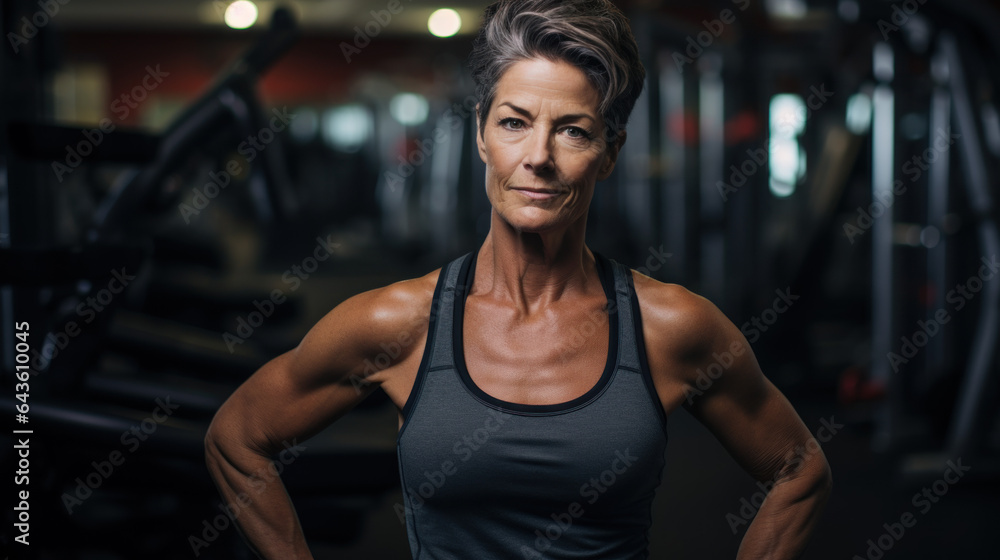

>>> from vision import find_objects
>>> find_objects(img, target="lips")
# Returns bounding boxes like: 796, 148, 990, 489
510, 187, 563, 200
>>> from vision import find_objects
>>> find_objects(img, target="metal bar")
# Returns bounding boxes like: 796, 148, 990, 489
660, 51, 687, 283
940, 33, 1000, 458
871, 42, 896, 451
699, 53, 725, 306
926, 53, 952, 374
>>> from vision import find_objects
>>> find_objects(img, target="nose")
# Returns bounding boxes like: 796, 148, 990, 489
523, 129, 554, 174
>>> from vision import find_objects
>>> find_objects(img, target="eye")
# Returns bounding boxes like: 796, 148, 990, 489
564, 126, 591, 140
498, 117, 524, 130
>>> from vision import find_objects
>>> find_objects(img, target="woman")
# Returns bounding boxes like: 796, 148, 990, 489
205, 1, 832, 558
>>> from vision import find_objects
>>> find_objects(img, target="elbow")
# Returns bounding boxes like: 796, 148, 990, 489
803, 450, 833, 505
204, 416, 232, 474
204, 427, 222, 471
777, 447, 832, 503
203, 416, 270, 474
204, 406, 237, 469
819, 455, 833, 499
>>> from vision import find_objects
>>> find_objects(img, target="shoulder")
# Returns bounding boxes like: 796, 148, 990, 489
354, 269, 440, 326
319, 267, 440, 344
292, 267, 442, 381
629, 269, 750, 392
630, 270, 735, 356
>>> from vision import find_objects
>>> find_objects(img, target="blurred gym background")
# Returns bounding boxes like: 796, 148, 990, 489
1, 0, 998, 558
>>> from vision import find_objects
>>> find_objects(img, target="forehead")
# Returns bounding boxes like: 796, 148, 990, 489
493, 57, 601, 115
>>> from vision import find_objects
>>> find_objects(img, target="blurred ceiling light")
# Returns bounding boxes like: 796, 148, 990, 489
225, 1, 258, 29
323, 105, 373, 152
837, 0, 860, 22
766, 0, 807, 19
920, 226, 941, 249
770, 94, 807, 138
846, 92, 872, 135
428, 8, 462, 38
903, 15, 931, 53
390, 93, 429, 127
769, 93, 807, 198
873, 42, 894, 82
768, 138, 802, 197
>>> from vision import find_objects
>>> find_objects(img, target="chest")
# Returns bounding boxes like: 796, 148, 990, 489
461, 295, 611, 406
397, 366, 668, 529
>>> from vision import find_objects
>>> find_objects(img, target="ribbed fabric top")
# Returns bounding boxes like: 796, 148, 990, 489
396, 250, 668, 559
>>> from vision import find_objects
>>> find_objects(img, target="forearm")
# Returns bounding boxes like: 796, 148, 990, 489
736, 458, 832, 560
205, 435, 313, 560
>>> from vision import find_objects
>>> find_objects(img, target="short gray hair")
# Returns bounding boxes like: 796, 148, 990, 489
469, 0, 645, 144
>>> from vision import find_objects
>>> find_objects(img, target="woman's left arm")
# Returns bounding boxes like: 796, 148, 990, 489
637, 278, 832, 559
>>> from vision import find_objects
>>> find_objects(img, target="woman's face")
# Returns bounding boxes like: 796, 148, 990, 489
477, 57, 621, 234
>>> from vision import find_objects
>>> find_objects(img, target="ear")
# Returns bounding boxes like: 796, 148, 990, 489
476, 104, 488, 164
597, 130, 626, 181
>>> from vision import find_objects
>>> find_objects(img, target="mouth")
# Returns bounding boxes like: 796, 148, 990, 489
510, 187, 563, 201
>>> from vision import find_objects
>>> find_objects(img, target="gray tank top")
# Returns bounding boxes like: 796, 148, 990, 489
396, 250, 668, 559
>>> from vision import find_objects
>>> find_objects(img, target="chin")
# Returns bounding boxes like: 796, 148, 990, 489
498, 206, 568, 233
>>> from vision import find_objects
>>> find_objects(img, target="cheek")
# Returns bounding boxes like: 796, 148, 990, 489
488, 140, 521, 169
483, 144, 519, 188
567, 153, 606, 185
482, 135, 606, 193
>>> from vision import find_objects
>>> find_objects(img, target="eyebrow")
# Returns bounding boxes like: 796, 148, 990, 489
496, 101, 597, 124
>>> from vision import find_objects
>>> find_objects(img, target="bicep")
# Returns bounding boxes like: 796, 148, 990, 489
680, 306, 814, 483
207, 295, 382, 459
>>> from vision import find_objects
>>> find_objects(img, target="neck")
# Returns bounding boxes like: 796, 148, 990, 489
474, 209, 596, 312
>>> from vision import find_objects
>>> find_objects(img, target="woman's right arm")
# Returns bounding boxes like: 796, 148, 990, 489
204, 275, 435, 559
